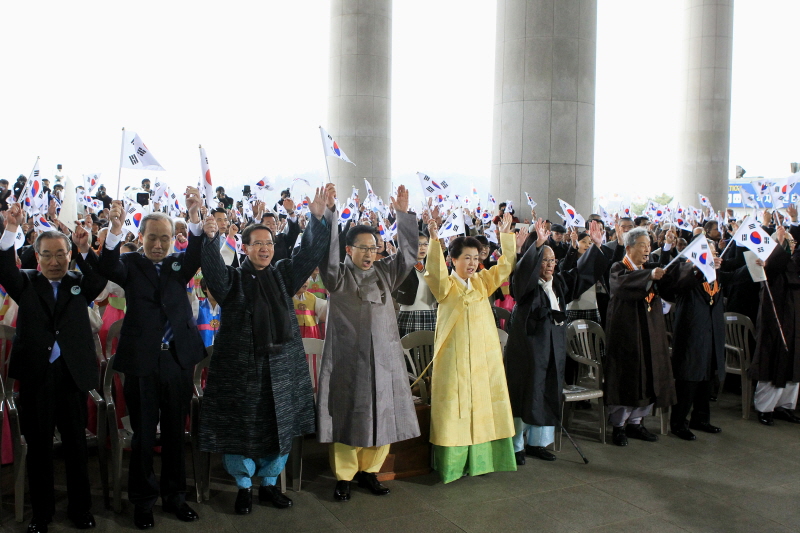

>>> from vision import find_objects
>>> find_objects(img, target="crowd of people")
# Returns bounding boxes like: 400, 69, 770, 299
0, 173, 794, 533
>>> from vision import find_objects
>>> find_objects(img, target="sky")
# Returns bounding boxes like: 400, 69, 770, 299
0, 0, 797, 208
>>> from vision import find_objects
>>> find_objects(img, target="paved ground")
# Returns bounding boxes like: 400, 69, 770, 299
3, 388, 800, 532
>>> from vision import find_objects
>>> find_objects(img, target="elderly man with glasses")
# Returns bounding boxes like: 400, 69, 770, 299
316, 185, 420, 502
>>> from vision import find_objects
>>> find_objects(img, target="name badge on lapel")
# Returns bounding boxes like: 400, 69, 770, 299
171, 262, 181, 272
71, 286, 81, 295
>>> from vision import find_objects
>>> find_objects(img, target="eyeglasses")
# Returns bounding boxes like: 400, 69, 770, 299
39, 252, 68, 261
542, 259, 557, 265
353, 246, 378, 253
249, 241, 275, 248
418, 243, 430, 247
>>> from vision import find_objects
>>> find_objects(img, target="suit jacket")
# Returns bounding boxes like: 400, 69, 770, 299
394, 262, 424, 306
272, 218, 301, 263
0, 246, 106, 392
97, 233, 205, 377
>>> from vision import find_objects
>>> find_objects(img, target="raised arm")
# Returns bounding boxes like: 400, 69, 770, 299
320, 205, 345, 291
423, 220, 452, 302
199, 215, 235, 304
285, 185, 333, 294
0, 204, 28, 300
477, 213, 517, 295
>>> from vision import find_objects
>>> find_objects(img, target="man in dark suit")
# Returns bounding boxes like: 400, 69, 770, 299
0, 204, 106, 533
98, 187, 204, 530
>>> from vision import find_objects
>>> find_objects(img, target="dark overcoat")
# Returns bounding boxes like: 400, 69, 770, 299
665, 262, 750, 382
749, 236, 800, 387
198, 215, 329, 457
505, 244, 607, 426
603, 261, 678, 408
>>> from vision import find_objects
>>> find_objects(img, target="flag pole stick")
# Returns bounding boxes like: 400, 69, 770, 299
763, 278, 789, 352
319, 126, 332, 183
116, 127, 125, 200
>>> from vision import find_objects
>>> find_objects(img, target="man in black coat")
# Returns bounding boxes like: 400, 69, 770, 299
98, 187, 205, 530
505, 219, 607, 463
0, 204, 106, 533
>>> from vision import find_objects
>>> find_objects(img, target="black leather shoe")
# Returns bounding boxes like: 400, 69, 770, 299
671, 427, 697, 441
355, 471, 390, 495
625, 423, 658, 442
689, 421, 722, 433
774, 408, 800, 424
525, 445, 556, 461
757, 411, 775, 426
514, 450, 526, 465
27, 517, 51, 533
69, 512, 96, 529
133, 507, 154, 530
162, 502, 199, 522
234, 488, 252, 515
259, 484, 293, 508
612, 426, 628, 446
334, 480, 351, 501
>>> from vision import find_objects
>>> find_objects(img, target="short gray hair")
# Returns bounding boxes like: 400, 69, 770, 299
33, 230, 71, 253
139, 212, 175, 236
624, 227, 650, 248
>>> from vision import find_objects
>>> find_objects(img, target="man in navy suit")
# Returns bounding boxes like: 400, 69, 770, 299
0, 204, 106, 533
98, 187, 204, 530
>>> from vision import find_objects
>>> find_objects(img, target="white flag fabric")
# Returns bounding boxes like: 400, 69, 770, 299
339, 198, 358, 225
558, 198, 585, 228
123, 202, 146, 236
32, 215, 53, 233
753, 179, 773, 203
320, 126, 355, 165
199, 145, 215, 209
83, 173, 101, 194
730, 215, 778, 261
242, 198, 254, 220
417, 172, 451, 198
698, 193, 713, 209
525, 192, 537, 209
166, 187, 183, 216
438, 211, 465, 239
485, 224, 499, 245
255, 177, 274, 191
121, 131, 165, 171
680, 236, 717, 283
25, 175, 48, 215
769, 179, 790, 208
14, 226, 25, 250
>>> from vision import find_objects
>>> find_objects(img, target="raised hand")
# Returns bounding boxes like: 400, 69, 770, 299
515, 225, 529, 252
309, 187, 326, 220
185, 187, 202, 223
5, 203, 24, 231
428, 219, 439, 242
498, 212, 513, 233
651, 267, 666, 280
325, 183, 337, 209
589, 220, 604, 247
534, 217, 550, 247
203, 215, 218, 239
176, 232, 187, 244
228, 223, 239, 237
72, 222, 90, 253
109, 200, 124, 235
284, 198, 296, 215
385, 241, 397, 255
774, 225, 786, 245
713, 256, 723, 269
390, 185, 409, 213
788, 204, 798, 222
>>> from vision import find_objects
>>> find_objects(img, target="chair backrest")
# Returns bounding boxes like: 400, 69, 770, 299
303, 338, 325, 395
492, 306, 511, 322
0, 324, 14, 380
103, 354, 127, 431
724, 312, 756, 371
400, 330, 435, 377
567, 320, 605, 362
105, 319, 123, 358
497, 328, 508, 352
193, 347, 213, 398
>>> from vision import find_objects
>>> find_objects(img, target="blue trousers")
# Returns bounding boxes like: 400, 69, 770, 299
222, 453, 288, 489
512, 418, 555, 451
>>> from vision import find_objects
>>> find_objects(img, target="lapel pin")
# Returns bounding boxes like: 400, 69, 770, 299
71, 286, 81, 295
171, 262, 181, 271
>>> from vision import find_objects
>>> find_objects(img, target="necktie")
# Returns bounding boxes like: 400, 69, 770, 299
49, 281, 61, 363
154, 263, 174, 344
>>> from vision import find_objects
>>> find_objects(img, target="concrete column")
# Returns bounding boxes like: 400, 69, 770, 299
327, 0, 392, 200
676, 0, 734, 209
491, 0, 597, 221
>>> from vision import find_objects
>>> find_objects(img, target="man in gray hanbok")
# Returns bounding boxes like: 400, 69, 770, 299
317, 185, 420, 502
198, 185, 334, 515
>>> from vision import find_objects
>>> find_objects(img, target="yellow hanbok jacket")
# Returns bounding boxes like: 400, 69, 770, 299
424, 232, 517, 447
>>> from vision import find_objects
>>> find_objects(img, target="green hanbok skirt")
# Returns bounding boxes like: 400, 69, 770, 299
433, 437, 517, 484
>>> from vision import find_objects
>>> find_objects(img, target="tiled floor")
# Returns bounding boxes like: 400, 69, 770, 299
4, 389, 800, 532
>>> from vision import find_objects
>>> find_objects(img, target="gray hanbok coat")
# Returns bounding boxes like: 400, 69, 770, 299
198, 215, 329, 457
316, 208, 421, 448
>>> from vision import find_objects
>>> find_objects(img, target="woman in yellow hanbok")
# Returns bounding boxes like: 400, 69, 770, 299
424, 213, 519, 483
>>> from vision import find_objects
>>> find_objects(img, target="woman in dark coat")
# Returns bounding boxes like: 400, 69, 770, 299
198, 186, 333, 514
664, 240, 752, 439
749, 225, 800, 425
505, 219, 607, 463
604, 227, 678, 446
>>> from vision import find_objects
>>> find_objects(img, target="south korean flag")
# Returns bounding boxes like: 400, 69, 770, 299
417, 172, 451, 198
438, 210, 464, 239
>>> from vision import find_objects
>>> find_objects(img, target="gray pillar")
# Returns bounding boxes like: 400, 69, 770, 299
491, 0, 597, 221
676, 0, 734, 209
327, 0, 392, 200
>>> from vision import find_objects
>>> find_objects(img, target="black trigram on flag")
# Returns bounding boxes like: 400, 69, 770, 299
33, 169, 39, 178
425, 186, 435, 193
137, 147, 146, 157
126, 206, 138, 215
440, 180, 449, 188
129, 154, 139, 165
